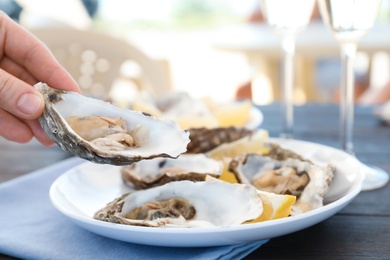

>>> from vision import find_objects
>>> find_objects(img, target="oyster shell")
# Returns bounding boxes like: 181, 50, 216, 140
94, 177, 263, 228
186, 127, 253, 154
36, 82, 190, 165
121, 154, 223, 189
229, 145, 335, 215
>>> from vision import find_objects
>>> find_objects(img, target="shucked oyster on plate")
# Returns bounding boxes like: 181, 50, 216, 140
93, 177, 263, 228
119, 127, 268, 190
185, 127, 253, 154
121, 154, 224, 190
229, 143, 335, 215
35, 82, 190, 165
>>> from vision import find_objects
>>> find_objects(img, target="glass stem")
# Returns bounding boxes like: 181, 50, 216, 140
280, 34, 295, 139
340, 42, 357, 155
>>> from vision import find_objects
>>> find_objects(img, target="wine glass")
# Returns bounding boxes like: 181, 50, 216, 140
260, 0, 316, 138
318, 0, 389, 190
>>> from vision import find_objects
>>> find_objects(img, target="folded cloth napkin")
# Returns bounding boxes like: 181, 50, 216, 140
0, 157, 268, 260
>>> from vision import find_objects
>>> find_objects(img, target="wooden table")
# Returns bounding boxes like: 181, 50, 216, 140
247, 103, 390, 259
1, 103, 390, 259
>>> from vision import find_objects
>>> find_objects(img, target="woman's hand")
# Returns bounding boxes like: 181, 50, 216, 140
0, 12, 79, 145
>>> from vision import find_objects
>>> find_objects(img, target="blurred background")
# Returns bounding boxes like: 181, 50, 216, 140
2, 0, 390, 104
2, 0, 390, 181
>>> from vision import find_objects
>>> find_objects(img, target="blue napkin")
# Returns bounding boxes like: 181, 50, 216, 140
0, 158, 268, 260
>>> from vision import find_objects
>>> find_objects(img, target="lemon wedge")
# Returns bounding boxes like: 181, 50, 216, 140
218, 158, 239, 183
207, 129, 269, 161
206, 175, 295, 222
204, 99, 252, 128
174, 115, 219, 130
248, 190, 296, 222
209, 129, 269, 184
217, 160, 296, 222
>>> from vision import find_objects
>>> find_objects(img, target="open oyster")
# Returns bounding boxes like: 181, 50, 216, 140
36, 82, 190, 165
186, 127, 253, 154
229, 144, 335, 215
121, 154, 223, 189
94, 177, 263, 228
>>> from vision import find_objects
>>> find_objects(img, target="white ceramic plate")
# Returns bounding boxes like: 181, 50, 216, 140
50, 139, 363, 247
374, 102, 390, 124
245, 107, 263, 130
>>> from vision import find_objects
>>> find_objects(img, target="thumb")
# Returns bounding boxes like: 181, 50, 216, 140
0, 73, 44, 120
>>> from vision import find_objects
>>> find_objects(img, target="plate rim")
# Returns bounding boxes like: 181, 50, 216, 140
245, 106, 263, 129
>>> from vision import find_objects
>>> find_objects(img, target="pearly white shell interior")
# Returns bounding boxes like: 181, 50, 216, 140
53, 92, 190, 157
119, 179, 263, 227
129, 154, 223, 180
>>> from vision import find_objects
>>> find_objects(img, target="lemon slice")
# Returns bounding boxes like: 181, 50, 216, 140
217, 163, 296, 222
209, 129, 268, 184
207, 129, 269, 161
248, 190, 296, 222
218, 158, 239, 183
205, 175, 295, 222
174, 115, 219, 130
204, 99, 252, 128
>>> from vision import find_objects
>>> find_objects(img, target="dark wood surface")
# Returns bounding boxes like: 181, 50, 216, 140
1, 103, 390, 259
247, 104, 390, 259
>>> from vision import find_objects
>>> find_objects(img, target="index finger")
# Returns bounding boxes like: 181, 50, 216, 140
0, 12, 80, 93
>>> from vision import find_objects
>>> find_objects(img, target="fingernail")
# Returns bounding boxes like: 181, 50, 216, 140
17, 93, 44, 116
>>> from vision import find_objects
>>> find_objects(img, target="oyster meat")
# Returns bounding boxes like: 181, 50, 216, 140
93, 177, 263, 228
121, 154, 224, 189
36, 82, 190, 165
229, 144, 335, 215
